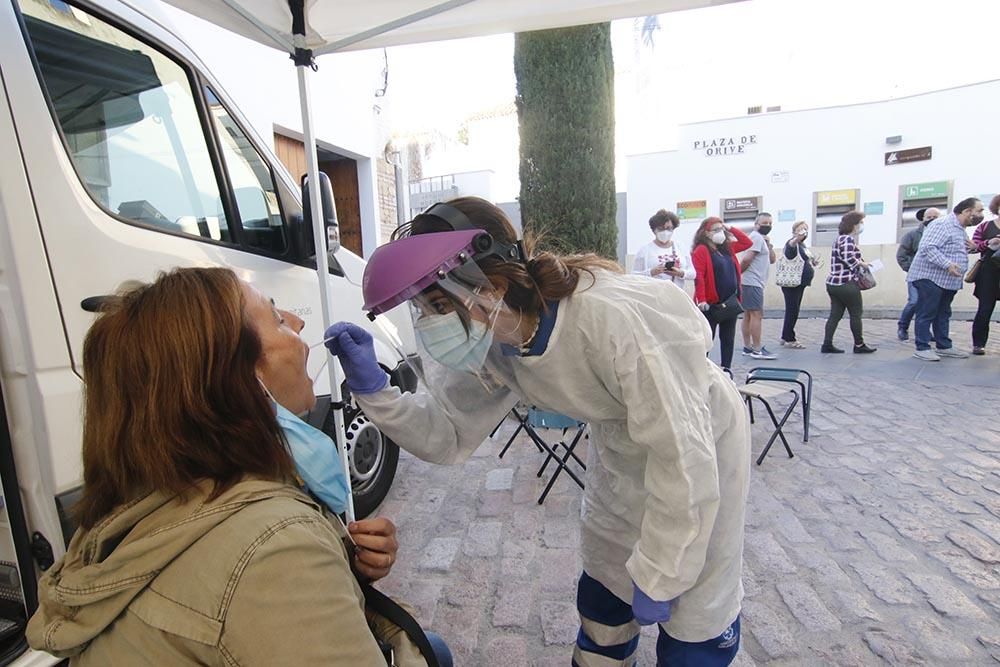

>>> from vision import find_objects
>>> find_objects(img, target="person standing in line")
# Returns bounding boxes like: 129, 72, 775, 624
822, 211, 877, 354
778, 221, 820, 349
692, 217, 754, 371
908, 197, 984, 361
970, 195, 1000, 355
633, 209, 696, 291
895, 207, 941, 340
739, 213, 777, 360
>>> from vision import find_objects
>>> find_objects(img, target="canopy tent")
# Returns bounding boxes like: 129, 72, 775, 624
158, 0, 745, 520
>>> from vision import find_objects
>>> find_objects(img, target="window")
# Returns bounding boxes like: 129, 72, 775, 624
205, 88, 287, 254
22, 0, 229, 241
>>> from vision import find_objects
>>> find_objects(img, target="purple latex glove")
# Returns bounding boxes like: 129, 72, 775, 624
632, 582, 673, 626
323, 322, 388, 394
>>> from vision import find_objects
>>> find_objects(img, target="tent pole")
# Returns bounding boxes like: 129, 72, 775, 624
296, 59, 355, 523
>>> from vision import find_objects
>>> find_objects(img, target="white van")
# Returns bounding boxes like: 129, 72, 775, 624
0, 0, 416, 660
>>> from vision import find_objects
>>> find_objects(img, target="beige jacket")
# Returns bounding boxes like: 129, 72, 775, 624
26, 479, 425, 666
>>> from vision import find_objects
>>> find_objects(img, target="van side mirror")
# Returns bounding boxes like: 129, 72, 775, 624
301, 172, 340, 254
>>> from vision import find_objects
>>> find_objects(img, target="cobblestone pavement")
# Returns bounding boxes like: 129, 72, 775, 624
376, 316, 1000, 665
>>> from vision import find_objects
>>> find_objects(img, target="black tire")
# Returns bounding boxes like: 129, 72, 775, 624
322, 402, 399, 519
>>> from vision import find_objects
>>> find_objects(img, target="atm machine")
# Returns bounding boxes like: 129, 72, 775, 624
897, 180, 952, 242
813, 188, 860, 246
720, 196, 763, 232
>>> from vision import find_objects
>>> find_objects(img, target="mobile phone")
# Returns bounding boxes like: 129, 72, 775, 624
662, 260, 676, 270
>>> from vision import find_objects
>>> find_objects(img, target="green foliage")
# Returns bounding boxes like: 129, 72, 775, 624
514, 23, 617, 259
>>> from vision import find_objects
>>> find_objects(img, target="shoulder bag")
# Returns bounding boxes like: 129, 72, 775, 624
708, 292, 743, 322
836, 237, 876, 290
965, 259, 982, 284
775, 244, 804, 287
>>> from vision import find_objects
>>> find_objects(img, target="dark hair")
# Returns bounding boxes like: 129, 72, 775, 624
76, 268, 294, 529
692, 216, 730, 253
756, 212, 773, 222
839, 211, 865, 235
954, 197, 981, 216
648, 209, 679, 231
395, 197, 621, 318
990, 195, 1000, 217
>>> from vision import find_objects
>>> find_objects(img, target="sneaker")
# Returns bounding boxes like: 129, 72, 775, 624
760, 346, 776, 357
741, 346, 754, 356
784, 341, 806, 349
936, 347, 969, 359
897, 328, 908, 341
972, 346, 986, 356
853, 343, 877, 354
821, 344, 845, 354
913, 349, 941, 361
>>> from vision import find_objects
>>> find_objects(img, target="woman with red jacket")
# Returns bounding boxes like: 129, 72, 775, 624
692, 217, 754, 371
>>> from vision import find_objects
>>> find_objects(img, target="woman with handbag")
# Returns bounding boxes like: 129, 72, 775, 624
777, 221, 819, 348
27, 268, 449, 667
970, 195, 1000, 355
822, 212, 877, 354
692, 216, 754, 370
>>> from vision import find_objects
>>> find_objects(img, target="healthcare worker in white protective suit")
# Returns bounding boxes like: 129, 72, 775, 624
324, 197, 750, 666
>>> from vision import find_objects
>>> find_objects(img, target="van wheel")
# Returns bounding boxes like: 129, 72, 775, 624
322, 405, 399, 519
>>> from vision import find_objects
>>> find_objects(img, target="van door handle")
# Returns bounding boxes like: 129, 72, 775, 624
81, 295, 113, 312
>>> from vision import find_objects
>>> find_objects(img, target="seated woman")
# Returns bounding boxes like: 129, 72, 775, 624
26, 267, 448, 666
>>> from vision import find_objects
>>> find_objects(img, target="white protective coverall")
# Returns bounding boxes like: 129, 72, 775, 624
356, 270, 750, 641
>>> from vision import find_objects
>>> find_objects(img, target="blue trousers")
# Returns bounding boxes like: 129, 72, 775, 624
912, 279, 957, 351
573, 571, 740, 667
897, 280, 919, 331
425, 631, 453, 667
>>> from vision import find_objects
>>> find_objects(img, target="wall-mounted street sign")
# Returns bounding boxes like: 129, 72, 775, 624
723, 197, 757, 212
864, 202, 884, 215
693, 135, 757, 157
885, 146, 932, 166
817, 189, 857, 207
677, 200, 707, 220
903, 181, 949, 200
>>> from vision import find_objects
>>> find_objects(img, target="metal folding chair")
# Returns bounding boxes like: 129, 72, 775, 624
745, 367, 812, 441
493, 405, 587, 503
738, 382, 799, 465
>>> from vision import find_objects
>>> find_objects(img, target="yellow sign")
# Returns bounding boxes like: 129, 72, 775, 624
817, 189, 856, 207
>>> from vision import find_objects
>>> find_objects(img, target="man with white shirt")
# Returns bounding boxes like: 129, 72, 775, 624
740, 213, 776, 360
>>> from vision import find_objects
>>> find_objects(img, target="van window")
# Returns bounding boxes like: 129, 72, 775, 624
205, 88, 287, 254
21, 0, 230, 242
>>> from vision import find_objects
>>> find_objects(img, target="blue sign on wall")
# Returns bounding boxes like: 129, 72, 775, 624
863, 201, 884, 215
778, 209, 796, 222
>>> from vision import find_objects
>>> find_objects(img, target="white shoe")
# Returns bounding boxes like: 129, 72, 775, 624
913, 349, 940, 362
936, 347, 969, 358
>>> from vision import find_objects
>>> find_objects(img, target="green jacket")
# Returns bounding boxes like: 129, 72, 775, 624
27, 479, 425, 666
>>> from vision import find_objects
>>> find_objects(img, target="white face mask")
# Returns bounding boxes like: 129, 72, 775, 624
655, 230, 673, 243
710, 231, 726, 245
857, 224, 865, 234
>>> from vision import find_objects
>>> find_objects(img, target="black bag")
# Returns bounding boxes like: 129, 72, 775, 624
708, 292, 743, 322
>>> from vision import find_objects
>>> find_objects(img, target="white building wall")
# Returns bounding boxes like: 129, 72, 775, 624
627, 80, 1000, 311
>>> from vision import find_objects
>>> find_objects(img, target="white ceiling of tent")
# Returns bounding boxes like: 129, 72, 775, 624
159, 0, 745, 55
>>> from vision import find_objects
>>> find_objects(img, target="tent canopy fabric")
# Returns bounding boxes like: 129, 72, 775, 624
159, 0, 744, 55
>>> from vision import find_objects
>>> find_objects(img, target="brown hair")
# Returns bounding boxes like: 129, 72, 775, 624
394, 197, 621, 316
839, 211, 865, 235
990, 195, 1000, 216
692, 216, 731, 254
75, 267, 294, 529
648, 209, 679, 231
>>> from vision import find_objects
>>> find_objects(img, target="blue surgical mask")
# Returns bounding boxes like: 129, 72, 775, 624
272, 400, 351, 515
414, 311, 493, 372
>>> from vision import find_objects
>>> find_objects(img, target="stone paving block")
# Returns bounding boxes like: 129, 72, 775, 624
942, 476, 983, 497
903, 572, 988, 618
745, 532, 797, 574
511, 505, 544, 541
792, 546, 852, 587
978, 635, 1000, 663
484, 636, 528, 666
859, 531, 917, 563
741, 599, 798, 659
731, 649, 757, 667
420, 537, 462, 572
957, 451, 1000, 470
539, 601, 578, 646
464, 520, 503, 557
947, 529, 1000, 564
406, 579, 444, 628
850, 562, 917, 605
862, 629, 927, 665
914, 444, 945, 461
913, 617, 974, 660
928, 547, 1000, 590
948, 463, 986, 482
977, 494, 1000, 520
538, 548, 581, 596
880, 510, 945, 544
774, 510, 816, 544
485, 467, 515, 491
962, 516, 1000, 546
833, 589, 882, 622
478, 490, 515, 518
493, 580, 534, 628
741, 561, 762, 597
918, 487, 978, 515
775, 581, 841, 632
541, 520, 580, 549
432, 602, 482, 664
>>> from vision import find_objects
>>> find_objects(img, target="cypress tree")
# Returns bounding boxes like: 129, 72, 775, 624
514, 23, 617, 259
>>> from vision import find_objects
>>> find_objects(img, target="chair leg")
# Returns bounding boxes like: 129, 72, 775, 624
498, 420, 525, 458
746, 395, 756, 424
527, 427, 585, 489
755, 393, 799, 465
538, 431, 586, 504
489, 415, 507, 438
